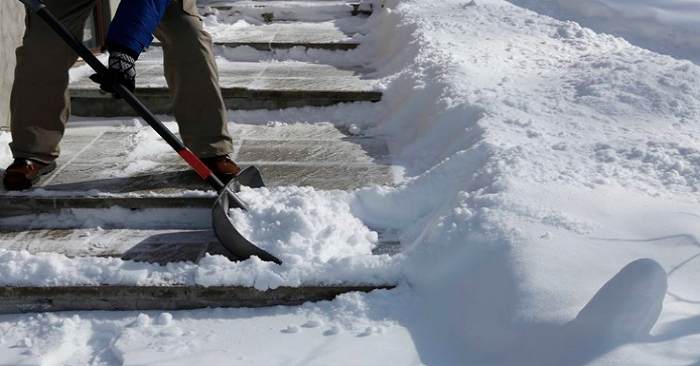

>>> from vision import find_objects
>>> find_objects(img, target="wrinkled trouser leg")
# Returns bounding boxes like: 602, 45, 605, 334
10, 0, 96, 164
154, 0, 233, 158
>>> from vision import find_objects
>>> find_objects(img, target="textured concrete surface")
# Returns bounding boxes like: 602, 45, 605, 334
70, 60, 381, 116
0, 1, 25, 129
0, 285, 395, 314
0, 123, 393, 205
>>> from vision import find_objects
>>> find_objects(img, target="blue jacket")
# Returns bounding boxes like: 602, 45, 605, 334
105, 0, 172, 57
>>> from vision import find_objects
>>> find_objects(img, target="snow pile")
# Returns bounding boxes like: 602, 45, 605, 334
230, 187, 378, 264
508, 0, 700, 63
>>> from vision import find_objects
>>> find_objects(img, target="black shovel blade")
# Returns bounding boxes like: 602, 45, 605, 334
211, 166, 283, 265
230, 165, 266, 193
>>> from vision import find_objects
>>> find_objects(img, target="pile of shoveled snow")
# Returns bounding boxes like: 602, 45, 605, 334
230, 186, 378, 264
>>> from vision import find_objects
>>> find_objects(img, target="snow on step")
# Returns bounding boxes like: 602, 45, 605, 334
209, 20, 364, 50
0, 123, 393, 212
152, 18, 366, 50
69, 60, 381, 116
0, 227, 400, 264
199, 1, 372, 22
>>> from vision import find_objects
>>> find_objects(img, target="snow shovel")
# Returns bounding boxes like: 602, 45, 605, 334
19, 0, 282, 265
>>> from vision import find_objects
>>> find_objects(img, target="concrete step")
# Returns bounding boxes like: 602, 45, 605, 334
0, 285, 393, 314
199, 1, 373, 22
153, 19, 365, 51
0, 227, 401, 264
69, 60, 381, 116
0, 124, 394, 213
212, 19, 364, 50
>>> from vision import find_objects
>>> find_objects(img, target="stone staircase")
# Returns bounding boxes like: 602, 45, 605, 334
70, 1, 380, 116
0, 1, 397, 314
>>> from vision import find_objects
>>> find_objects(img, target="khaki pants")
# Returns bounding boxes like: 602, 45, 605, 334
10, 0, 233, 163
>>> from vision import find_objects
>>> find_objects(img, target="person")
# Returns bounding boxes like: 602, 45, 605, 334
3, 0, 240, 191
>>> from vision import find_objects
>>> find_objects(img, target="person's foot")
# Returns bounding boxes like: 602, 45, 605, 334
2, 158, 57, 191
200, 155, 241, 184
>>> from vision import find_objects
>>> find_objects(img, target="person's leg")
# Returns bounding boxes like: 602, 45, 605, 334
10, 0, 97, 164
153, 0, 233, 158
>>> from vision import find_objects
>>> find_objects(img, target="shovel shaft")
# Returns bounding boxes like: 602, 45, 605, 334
22, 1, 228, 193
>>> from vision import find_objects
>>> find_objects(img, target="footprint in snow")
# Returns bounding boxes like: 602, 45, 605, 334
301, 320, 323, 328
281, 325, 300, 334
323, 326, 341, 336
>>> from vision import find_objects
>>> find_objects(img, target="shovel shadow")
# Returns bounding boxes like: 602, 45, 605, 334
121, 230, 240, 265
36, 170, 208, 194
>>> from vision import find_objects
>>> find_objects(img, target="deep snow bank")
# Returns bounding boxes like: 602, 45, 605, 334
508, 0, 700, 63
344, 0, 700, 364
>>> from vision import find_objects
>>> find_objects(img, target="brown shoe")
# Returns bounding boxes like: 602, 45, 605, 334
200, 155, 241, 184
3, 158, 57, 191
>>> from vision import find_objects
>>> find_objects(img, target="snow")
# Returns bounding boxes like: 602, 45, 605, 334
508, 0, 700, 63
230, 186, 379, 264
0, 289, 421, 366
199, 0, 367, 23
3, 0, 700, 364
0, 246, 399, 290
0, 132, 11, 168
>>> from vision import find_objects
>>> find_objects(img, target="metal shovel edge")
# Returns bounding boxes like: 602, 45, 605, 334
212, 166, 283, 265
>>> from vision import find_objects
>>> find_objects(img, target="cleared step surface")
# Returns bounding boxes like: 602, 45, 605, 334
70, 60, 381, 116
0, 285, 394, 314
0, 124, 394, 213
199, 1, 372, 21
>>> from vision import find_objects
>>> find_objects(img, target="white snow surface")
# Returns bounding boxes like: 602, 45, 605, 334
2, 0, 700, 364
0, 289, 421, 366
508, 0, 700, 63
230, 187, 379, 264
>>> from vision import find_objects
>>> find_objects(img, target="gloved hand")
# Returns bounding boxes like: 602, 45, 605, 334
89, 47, 137, 99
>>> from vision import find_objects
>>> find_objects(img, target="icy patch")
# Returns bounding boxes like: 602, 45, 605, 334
230, 187, 378, 264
